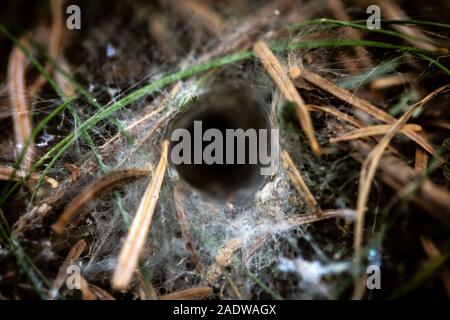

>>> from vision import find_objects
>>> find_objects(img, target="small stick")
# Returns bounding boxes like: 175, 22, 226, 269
254, 41, 321, 155
281, 149, 322, 216
111, 141, 169, 291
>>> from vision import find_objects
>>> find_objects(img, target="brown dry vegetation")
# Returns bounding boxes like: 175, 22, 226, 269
0, 0, 449, 300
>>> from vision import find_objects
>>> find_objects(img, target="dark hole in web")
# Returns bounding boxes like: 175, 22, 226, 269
168, 86, 271, 201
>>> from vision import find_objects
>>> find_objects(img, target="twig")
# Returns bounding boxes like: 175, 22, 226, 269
254, 41, 321, 155
111, 141, 169, 291
0, 165, 58, 188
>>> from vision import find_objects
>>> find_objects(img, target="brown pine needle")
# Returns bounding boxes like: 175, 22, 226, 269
281, 149, 322, 216
353, 84, 450, 278
307, 104, 362, 128
330, 124, 422, 143
54, 58, 76, 97
111, 141, 169, 291
88, 285, 116, 300
425, 120, 450, 131
370, 74, 415, 90
100, 83, 180, 150
309, 105, 403, 156
51, 168, 151, 234
0, 165, 58, 188
29, 0, 64, 98
49, 239, 86, 299
415, 130, 429, 173
8, 42, 34, 171
254, 41, 321, 156
159, 287, 213, 300
299, 69, 440, 160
